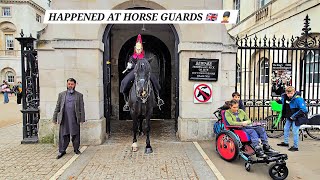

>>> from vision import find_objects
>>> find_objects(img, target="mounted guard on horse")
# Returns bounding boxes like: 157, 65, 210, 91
120, 34, 164, 111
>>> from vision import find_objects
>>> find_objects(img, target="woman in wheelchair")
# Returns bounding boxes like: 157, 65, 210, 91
225, 100, 278, 158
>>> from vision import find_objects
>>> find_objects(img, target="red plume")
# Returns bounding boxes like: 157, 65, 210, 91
133, 34, 144, 59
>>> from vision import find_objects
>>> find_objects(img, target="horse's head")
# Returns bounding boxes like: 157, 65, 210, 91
134, 59, 151, 99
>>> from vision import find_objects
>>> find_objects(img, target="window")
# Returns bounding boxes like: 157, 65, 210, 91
237, 63, 241, 83
6, 71, 14, 83
5, 34, 14, 50
36, 14, 41, 22
260, 58, 269, 83
2, 7, 11, 17
234, 0, 240, 23
306, 50, 319, 83
258, 0, 270, 8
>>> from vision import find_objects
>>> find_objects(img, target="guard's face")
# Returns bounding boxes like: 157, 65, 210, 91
286, 91, 295, 98
67, 81, 76, 90
135, 43, 143, 54
230, 104, 239, 113
223, 16, 229, 21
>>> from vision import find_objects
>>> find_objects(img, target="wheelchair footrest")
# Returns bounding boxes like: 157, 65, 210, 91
248, 153, 288, 164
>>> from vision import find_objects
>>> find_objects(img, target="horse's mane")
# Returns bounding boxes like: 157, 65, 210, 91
134, 58, 151, 73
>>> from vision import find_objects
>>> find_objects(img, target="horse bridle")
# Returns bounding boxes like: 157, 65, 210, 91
134, 72, 151, 104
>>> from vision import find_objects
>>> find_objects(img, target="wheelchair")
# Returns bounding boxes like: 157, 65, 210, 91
213, 109, 289, 180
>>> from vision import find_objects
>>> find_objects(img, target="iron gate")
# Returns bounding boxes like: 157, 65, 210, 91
235, 15, 320, 124
16, 30, 40, 143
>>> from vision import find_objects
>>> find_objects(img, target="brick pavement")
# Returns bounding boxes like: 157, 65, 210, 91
0, 124, 74, 180
0, 120, 218, 180
58, 120, 217, 180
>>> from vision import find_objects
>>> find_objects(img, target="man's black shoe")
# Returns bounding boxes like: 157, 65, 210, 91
288, 146, 299, 151
74, 149, 81, 154
277, 142, 289, 147
56, 152, 66, 159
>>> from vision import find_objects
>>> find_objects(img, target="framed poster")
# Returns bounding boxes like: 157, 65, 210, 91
271, 63, 292, 97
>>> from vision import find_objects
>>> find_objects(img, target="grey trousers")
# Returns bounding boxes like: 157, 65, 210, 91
58, 130, 80, 153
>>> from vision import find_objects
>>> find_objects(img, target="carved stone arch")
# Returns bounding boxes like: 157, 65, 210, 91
0, 21, 16, 32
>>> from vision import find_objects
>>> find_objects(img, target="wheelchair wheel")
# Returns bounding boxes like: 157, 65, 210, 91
269, 163, 288, 180
306, 129, 320, 140
245, 162, 251, 172
265, 115, 284, 138
216, 131, 240, 162
305, 115, 320, 140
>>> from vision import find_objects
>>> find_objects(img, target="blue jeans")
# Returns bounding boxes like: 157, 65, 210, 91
284, 119, 300, 148
243, 126, 268, 147
3, 92, 9, 103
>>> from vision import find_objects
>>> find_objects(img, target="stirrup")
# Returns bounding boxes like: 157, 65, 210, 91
157, 97, 164, 110
123, 103, 130, 111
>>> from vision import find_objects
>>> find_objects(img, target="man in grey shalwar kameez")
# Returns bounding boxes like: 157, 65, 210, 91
53, 78, 85, 159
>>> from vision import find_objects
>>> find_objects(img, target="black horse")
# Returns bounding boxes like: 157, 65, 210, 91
129, 58, 155, 154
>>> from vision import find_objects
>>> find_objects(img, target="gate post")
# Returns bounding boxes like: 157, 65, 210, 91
16, 30, 40, 144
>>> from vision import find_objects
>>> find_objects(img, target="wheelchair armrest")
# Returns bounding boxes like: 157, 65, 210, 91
225, 125, 243, 129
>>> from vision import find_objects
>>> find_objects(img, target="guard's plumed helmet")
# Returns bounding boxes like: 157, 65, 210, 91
133, 34, 145, 59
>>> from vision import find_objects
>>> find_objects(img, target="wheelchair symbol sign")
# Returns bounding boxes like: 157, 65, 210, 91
194, 84, 213, 103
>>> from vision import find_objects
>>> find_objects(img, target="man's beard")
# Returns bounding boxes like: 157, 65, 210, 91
67, 87, 75, 93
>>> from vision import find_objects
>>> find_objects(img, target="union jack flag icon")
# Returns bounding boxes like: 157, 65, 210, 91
206, 13, 218, 21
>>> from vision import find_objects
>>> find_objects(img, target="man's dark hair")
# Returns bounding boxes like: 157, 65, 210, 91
67, 78, 76, 84
232, 92, 240, 97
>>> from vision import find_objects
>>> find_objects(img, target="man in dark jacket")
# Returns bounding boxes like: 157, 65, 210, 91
53, 78, 85, 159
277, 86, 307, 151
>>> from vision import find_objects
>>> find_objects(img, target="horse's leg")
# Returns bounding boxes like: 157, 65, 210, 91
139, 117, 144, 136
145, 116, 153, 154
131, 114, 138, 152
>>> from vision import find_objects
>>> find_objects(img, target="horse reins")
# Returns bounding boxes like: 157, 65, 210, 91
134, 72, 151, 103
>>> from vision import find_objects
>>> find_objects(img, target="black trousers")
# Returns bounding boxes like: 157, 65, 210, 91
17, 93, 22, 104
120, 70, 160, 94
58, 130, 80, 153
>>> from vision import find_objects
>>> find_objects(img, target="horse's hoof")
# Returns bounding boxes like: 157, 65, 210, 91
145, 147, 153, 154
132, 143, 138, 152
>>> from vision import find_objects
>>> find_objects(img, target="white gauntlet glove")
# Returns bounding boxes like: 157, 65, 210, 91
122, 62, 134, 74
126, 62, 133, 69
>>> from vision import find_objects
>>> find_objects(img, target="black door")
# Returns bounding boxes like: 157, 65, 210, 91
103, 29, 112, 134
119, 35, 172, 120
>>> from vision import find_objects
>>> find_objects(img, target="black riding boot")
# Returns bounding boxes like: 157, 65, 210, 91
263, 144, 279, 154
123, 93, 130, 111
255, 146, 267, 158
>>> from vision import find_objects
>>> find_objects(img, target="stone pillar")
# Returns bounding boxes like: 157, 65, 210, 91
37, 39, 106, 145
177, 42, 237, 141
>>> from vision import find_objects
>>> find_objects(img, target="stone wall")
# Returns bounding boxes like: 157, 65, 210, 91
177, 42, 237, 141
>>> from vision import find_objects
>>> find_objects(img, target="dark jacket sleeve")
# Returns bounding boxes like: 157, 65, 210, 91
128, 56, 136, 67
239, 100, 245, 111
52, 93, 61, 123
79, 93, 85, 122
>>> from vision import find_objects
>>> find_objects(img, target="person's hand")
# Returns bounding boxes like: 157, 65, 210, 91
242, 121, 249, 126
275, 97, 280, 101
